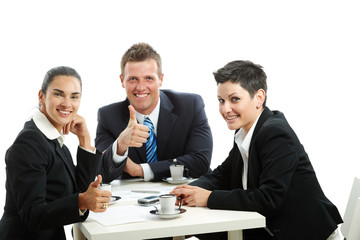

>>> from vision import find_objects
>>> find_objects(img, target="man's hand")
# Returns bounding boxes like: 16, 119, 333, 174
170, 185, 211, 207
117, 105, 149, 155
124, 157, 144, 177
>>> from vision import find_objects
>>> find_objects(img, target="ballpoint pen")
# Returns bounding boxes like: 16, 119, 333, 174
131, 190, 161, 193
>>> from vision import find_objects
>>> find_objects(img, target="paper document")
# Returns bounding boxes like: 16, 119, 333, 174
89, 186, 175, 226
90, 205, 153, 226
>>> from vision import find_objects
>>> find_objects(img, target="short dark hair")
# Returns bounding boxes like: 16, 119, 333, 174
213, 60, 267, 106
121, 42, 162, 78
41, 66, 82, 93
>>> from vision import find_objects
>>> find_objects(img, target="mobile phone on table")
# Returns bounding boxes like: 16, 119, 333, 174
137, 195, 159, 206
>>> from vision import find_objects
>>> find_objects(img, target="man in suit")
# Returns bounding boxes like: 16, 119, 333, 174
171, 60, 343, 240
95, 43, 213, 182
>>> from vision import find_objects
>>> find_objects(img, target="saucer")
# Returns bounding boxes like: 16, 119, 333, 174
149, 208, 186, 219
163, 177, 192, 184
110, 196, 121, 203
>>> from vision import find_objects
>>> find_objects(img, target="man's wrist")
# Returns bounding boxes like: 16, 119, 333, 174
116, 138, 128, 156
112, 139, 128, 164
137, 164, 144, 177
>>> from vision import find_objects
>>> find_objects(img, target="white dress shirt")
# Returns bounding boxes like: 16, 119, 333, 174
234, 110, 263, 190
112, 99, 161, 181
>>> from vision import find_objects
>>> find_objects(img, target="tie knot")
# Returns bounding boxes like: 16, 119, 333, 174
144, 118, 154, 131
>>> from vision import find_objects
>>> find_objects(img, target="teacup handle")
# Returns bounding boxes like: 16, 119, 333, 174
183, 168, 189, 178
177, 196, 182, 210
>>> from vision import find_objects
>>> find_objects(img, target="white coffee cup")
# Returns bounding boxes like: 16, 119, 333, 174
159, 194, 176, 214
98, 183, 112, 192
170, 164, 184, 180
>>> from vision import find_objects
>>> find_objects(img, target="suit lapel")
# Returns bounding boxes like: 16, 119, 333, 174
157, 91, 177, 160
231, 144, 246, 189
247, 107, 273, 187
250, 107, 273, 149
54, 141, 76, 186
28, 119, 77, 190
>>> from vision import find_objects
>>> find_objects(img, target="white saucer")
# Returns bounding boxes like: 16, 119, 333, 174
110, 196, 121, 203
150, 208, 186, 219
163, 177, 191, 184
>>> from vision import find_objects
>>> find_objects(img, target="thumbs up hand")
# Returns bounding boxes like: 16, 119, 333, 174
78, 175, 112, 213
127, 105, 140, 130
116, 105, 149, 155
91, 174, 102, 188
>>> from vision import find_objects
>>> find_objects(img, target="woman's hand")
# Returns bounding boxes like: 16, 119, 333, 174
170, 185, 211, 207
78, 175, 112, 213
63, 114, 95, 151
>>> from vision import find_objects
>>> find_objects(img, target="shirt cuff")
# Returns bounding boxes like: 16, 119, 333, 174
112, 138, 128, 164
79, 145, 96, 154
79, 209, 87, 216
140, 163, 154, 181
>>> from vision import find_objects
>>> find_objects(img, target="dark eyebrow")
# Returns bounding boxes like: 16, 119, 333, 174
126, 76, 137, 80
53, 89, 81, 95
228, 92, 240, 97
53, 89, 64, 94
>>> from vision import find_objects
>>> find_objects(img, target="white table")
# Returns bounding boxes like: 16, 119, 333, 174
74, 179, 265, 240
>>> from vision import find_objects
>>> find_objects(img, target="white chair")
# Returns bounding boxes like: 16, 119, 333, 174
341, 176, 360, 240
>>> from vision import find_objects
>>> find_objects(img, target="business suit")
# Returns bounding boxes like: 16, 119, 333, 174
0, 120, 101, 240
190, 107, 342, 240
95, 89, 213, 182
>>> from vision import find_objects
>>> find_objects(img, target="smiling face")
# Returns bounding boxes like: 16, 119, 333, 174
217, 81, 265, 134
39, 75, 81, 132
120, 58, 163, 115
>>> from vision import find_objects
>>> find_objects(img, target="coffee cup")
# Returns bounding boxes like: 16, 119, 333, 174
170, 164, 184, 180
159, 194, 176, 214
98, 183, 112, 192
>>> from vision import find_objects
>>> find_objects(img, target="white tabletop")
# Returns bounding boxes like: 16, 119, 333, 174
74, 178, 265, 240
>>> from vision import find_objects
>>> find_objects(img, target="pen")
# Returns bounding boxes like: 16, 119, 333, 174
131, 190, 161, 193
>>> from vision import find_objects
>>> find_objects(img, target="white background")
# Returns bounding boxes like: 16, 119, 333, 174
0, 0, 359, 237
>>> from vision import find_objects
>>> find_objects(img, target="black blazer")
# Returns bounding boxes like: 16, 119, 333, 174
190, 107, 342, 240
0, 120, 101, 240
95, 89, 213, 182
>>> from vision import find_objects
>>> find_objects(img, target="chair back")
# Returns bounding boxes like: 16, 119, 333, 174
341, 176, 360, 240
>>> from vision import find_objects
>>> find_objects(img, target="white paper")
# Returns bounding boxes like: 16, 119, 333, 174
89, 205, 153, 226
89, 186, 176, 226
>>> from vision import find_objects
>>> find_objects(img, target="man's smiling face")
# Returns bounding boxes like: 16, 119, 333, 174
120, 58, 163, 115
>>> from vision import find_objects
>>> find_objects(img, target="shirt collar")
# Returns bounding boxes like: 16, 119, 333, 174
33, 109, 65, 147
235, 109, 264, 156
135, 97, 161, 134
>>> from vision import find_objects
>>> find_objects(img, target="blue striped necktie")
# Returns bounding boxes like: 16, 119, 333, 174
143, 117, 158, 162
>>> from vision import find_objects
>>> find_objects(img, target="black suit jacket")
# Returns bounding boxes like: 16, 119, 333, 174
0, 120, 101, 240
95, 89, 213, 182
190, 107, 342, 240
